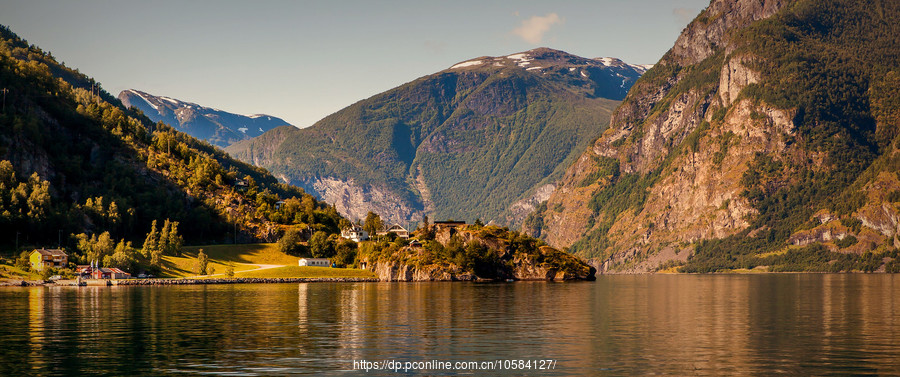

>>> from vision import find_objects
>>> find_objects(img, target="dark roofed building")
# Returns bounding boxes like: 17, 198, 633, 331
433, 220, 466, 227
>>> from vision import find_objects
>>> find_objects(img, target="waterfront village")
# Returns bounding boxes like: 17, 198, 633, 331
11, 221, 467, 285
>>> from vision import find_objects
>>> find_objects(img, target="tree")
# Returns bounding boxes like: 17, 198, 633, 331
75, 231, 114, 265
159, 219, 171, 251
339, 217, 351, 231
25, 173, 50, 221
419, 214, 435, 241
197, 249, 208, 275
141, 220, 159, 258
159, 219, 183, 256
309, 231, 335, 258
41, 267, 54, 281
332, 238, 357, 267
103, 240, 136, 271
150, 248, 162, 270
277, 227, 304, 256
364, 211, 383, 238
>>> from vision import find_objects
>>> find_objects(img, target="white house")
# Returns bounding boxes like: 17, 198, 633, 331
340, 226, 369, 242
298, 258, 331, 267
388, 224, 409, 239
377, 224, 410, 239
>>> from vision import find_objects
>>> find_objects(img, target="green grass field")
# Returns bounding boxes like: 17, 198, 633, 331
159, 243, 300, 278
181, 243, 300, 265
0, 264, 40, 280
233, 266, 375, 279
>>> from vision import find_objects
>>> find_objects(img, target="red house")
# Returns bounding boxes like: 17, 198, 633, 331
91, 267, 131, 280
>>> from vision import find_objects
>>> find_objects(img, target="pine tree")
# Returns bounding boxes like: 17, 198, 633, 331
197, 249, 208, 275
158, 219, 183, 256
166, 220, 183, 256
159, 219, 171, 252
150, 248, 161, 270
141, 220, 159, 258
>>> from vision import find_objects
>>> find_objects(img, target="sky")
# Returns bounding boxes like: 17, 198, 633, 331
1, 0, 710, 128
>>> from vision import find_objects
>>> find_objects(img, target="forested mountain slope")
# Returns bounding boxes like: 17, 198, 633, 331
227, 48, 648, 225
0, 25, 342, 253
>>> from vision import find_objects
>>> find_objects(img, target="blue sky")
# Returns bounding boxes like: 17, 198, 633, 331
1, 0, 710, 127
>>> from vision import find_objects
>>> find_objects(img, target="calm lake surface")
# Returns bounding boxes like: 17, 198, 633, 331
1, 274, 899, 376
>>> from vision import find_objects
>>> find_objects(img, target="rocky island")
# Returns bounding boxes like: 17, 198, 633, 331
359, 222, 596, 282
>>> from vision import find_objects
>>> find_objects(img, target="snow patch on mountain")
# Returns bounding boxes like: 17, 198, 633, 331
451, 60, 483, 69
117, 89, 292, 148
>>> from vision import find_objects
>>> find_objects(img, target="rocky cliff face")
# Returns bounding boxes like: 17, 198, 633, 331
302, 176, 421, 225
670, 0, 787, 66
537, 1, 791, 258
533, 0, 900, 273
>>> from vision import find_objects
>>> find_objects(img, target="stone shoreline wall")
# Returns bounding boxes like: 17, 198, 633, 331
115, 277, 380, 285
1, 277, 380, 286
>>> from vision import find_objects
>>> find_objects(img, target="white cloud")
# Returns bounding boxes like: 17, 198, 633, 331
512, 13, 562, 44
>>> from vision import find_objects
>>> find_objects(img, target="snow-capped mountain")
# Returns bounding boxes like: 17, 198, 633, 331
227, 47, 651, 225
446, 48, 651, 100
117, 89, 291, 147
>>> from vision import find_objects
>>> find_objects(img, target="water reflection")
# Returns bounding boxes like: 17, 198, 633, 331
0, 275, 898, 376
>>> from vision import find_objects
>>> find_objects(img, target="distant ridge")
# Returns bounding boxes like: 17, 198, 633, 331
118, 89, 290, 147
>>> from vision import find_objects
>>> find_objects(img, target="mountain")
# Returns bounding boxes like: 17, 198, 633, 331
226, 48, 649, 225
528, 0, 900, 273
0, 25, 343, 253
118, 89, 290, 148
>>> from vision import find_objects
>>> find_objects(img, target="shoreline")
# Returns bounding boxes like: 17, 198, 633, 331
1, 277, 380, 286
5, 271, 890, 287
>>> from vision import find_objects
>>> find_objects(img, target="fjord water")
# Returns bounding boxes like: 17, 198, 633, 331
1, 275, 898, 376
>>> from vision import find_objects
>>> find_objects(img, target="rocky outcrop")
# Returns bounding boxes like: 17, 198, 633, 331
366, 255, 590, 282
719, 55, 759, 105
503, 183, 555, 226
370, 262, 476, 282
360, 226, 596, 281
789, 225, 850, 247
670, 0, 787, 66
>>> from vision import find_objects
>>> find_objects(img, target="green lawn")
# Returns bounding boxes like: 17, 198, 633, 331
0, 264, 40, 280
157, 255, 258, 278
234, 266, 375, 279
181, 243, 299, 265
158, 243, 300, 278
